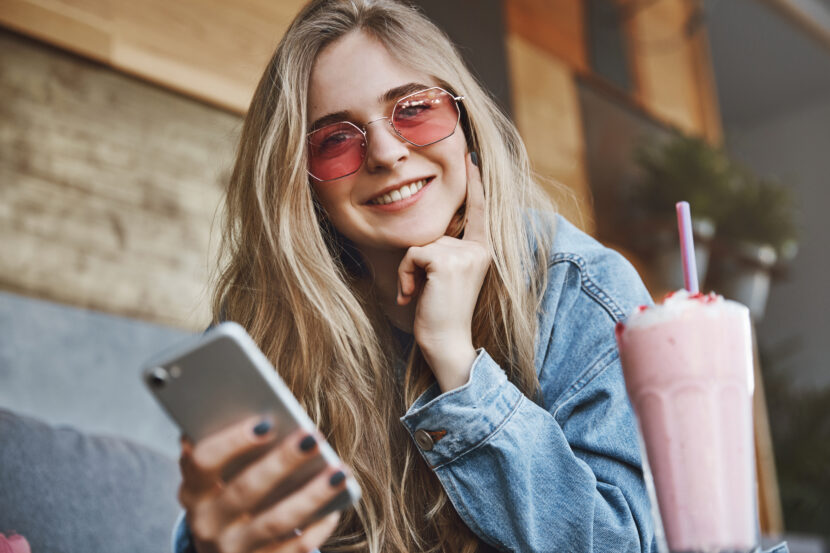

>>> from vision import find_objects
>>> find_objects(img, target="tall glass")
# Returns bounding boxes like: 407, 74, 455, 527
616, 291, 761, 553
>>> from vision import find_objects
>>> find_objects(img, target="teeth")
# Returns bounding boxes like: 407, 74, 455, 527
372, 179, 427, 205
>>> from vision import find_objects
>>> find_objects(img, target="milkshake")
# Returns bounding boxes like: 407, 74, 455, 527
616, 290, 758, 553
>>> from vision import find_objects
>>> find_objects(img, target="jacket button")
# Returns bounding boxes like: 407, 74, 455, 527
414, 429, 434, 451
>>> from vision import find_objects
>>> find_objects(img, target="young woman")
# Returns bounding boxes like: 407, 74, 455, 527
174, 1, 657, 552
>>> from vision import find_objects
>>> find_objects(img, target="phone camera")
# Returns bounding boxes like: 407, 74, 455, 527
147, 367, 169, 389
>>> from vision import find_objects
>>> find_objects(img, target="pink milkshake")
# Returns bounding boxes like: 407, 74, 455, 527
616, 290, 758, 553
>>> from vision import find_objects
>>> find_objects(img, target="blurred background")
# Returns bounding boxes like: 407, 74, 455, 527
0, 0, 827, 550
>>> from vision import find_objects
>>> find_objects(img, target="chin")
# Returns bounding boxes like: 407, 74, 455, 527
381, 226, 447, 249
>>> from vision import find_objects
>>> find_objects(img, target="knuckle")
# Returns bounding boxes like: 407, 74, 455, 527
190, 449, 218, 475
189, 516, 217, 544
475, 247, 490, 265
223, 478, 256, 511
216, 527, 243, 553
449, 254, 467, 270
188, 501, 225, 544
189, 449, 208, 470
260, 510, 291, 538
264, 443, 294, 476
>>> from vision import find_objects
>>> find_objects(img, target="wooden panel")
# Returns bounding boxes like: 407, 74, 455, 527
507, 34, 595, 233
625, 0, 717, 137
0, 0, 112, 62
687, 19, 723, 143
504, 0, 589, 72
0, 30, 240, 329
0, 0, 306, 114
110, 0, 303, 113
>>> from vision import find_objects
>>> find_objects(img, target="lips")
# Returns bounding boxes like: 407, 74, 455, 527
367, 177, 433, 205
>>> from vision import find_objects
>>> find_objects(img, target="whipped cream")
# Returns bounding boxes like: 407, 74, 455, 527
622, 289, 749, 330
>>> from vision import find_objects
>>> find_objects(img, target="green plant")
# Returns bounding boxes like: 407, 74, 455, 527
714, 167, 798, 256
632, 132, 732, 223
631, 131, 799, 259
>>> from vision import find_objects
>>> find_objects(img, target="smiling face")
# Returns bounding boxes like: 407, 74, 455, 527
307, 31, 468, 256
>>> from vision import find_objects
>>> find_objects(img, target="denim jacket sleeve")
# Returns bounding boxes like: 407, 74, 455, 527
400, 216, 657, 552
172, 217, 790, 553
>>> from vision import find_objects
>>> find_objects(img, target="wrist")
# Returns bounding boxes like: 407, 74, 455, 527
423, 344, 477, 393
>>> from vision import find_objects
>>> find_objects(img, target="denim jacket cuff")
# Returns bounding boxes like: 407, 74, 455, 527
399, 348, 523, 468
172, 511, 197, 553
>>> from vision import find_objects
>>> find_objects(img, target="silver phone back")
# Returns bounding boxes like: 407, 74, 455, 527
141, 322, 360, 516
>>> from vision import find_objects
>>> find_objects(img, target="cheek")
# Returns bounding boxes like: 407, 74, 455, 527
435, 135, 467, 187
447, 151, 468, 199
312, 182, 348, 212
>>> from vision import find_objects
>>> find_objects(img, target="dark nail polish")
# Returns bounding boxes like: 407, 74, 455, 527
253, 419, 272, 436
329, 470, 346, 487
470, 151, 479, 166
299, 434, 317, 452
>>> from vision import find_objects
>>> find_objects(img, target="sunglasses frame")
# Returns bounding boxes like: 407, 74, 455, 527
307, 86, 465, 182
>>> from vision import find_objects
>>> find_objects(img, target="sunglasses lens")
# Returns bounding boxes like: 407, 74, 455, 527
308, 122, 365, 181
392, 89, 459, 146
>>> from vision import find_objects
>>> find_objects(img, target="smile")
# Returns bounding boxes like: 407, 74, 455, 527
369, 178, 430, 205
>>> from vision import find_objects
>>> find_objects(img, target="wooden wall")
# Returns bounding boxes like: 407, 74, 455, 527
625, 0, 723, 142
0, 0, 306, 114
504, 0, 722, 240
504, 0, 594, 232
0, 0, 722, 320
0, 30, 240, 329
506, 34, 595, 232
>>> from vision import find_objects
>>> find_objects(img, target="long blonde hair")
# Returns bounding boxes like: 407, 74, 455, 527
212, 1, 556, 551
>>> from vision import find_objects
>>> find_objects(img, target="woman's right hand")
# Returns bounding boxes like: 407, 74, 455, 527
177, 415, 346, 553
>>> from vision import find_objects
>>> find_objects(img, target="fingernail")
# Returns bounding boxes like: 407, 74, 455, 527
470, 151, 479, 166
253, 419, 272, 436
329, 470, 346, 487
299, 434, 317, 452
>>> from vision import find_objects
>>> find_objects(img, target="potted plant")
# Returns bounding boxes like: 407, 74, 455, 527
629, 132, 730, 293
708, 168, 798, 320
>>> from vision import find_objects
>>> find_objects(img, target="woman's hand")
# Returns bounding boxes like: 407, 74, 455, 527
177, 416, 346, 553
396, 153, 491, 392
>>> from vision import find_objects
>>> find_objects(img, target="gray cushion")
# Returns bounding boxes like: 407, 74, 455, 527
0, 408, 181, 553
0, 291, 190, 458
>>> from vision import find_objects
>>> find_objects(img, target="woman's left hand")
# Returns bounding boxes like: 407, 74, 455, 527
397, 153, 491, 392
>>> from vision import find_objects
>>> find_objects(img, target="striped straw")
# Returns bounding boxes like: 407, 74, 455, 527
675, 201, 699, 294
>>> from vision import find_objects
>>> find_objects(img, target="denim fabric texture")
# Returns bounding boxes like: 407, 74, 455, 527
172, 216, 786, 553
394, 216, 657, 552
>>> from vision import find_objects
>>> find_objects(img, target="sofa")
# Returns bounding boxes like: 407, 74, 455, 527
0, 291, 189, 552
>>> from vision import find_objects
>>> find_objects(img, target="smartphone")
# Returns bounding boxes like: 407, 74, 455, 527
141, 321, 361, 518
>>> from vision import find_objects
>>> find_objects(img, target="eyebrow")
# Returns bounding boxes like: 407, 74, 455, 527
308, 81, 432, 132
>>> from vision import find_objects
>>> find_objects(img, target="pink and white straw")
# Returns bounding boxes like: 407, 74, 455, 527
675, 201, 699, 294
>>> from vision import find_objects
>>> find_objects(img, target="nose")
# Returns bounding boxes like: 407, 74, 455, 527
364, 118, 409, 173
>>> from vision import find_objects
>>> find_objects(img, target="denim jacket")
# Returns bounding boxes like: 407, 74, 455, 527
173, 216, 786, 553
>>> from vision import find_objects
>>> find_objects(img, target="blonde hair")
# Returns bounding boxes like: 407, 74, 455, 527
212, 1, 556, 551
